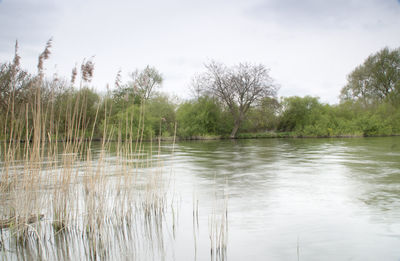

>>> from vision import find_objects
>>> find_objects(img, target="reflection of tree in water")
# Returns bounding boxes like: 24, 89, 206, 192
174, 139, 284, 198
175, 137, 400, 210
336, 137, 400, 214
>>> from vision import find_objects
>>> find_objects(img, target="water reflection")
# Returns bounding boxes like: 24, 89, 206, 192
2, 137, 400, 260
166, 137, 400, 261
172, 137, 400, 208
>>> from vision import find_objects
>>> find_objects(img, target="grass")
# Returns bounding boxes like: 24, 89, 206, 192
209, 192, 228, 261
0, 40, 178, 261
0, 40, 230, 261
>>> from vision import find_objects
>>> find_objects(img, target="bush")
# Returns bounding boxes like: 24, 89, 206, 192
176, 96, 232, 138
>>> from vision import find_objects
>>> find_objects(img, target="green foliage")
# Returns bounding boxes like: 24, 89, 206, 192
107, 93, 176, 140
236, 132, 278, 139
194, 61, 277, 138
277, 95, 400, 137
146, 94, 176, 137
2, 41, 400, 141
0, 62, 35, 139
130, 66, 163, 100
340, 47, 400, 105
278, 96, 324, 133
53, 87, 101, 138
112, 84, 141, 110
241, 97, 281, 133
176, 96, 232, 138
0, 62, 33, 113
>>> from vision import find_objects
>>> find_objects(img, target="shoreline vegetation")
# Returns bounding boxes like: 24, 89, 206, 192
3, 131, 400, 144
0, 39, 171, 260
1, 42, 399, 143
0, 39, 230, 260
3, 132, 400, 145
0, 40, 399, 259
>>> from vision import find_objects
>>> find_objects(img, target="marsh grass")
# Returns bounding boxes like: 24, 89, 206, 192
208, 179, 229, 261
209, 197, 228, 261
0, 40, 230, 261
0, 41, 178, 260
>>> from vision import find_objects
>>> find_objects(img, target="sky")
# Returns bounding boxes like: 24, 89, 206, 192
0, 0, 399, 104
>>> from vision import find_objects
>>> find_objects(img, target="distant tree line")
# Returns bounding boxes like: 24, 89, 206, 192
1, 41, 399, 142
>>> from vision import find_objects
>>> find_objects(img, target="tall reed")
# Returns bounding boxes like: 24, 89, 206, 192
208, 182, 229, 261
0, 40, 177, 260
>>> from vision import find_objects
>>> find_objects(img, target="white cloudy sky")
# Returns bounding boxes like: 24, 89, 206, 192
1, 0, 399, 103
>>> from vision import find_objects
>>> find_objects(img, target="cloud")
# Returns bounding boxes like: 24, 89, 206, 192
1, 0, 399, 104
0, 0, 60, 54
247, 0, 400, 30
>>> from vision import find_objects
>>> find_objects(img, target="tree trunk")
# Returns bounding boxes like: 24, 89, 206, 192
230, 121, 240, 138
230, 109, 245, 138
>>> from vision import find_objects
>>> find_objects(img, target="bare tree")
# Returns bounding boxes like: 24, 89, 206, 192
196, 61, 277, 138
129, 65, 163, 100
0, 62, 33, 113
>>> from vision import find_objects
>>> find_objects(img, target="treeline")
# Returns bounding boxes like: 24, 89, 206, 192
1, 41, 399, 142
277, 47, 400, 137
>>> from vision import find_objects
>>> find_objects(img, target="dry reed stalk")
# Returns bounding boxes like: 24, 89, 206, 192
0, 40, 179, 261
193, 192, 199, 261
209, 187, 229, 261
1, 41, 21, 193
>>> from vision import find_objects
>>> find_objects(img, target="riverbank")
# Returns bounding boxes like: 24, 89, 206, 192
162, 131, 400, 141
2, 132, 400, 144
238, 132, 400, 139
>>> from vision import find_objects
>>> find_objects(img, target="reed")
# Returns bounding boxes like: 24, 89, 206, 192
208, 182, 229, 261
0, 40, 178, 260
193, 191, 199, 261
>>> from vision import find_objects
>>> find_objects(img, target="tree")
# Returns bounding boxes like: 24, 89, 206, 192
146, 93, 177, 137
340, 47, 400, 105
194, 61, 278, 138
111, 66, 163, 119
0, 62, 33, 113
176, 95, 230, 137
129, 65, 163, 100
241, 96, 281, 132
278, 96, 324, 132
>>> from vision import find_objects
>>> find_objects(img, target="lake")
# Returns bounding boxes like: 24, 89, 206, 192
1, 136, 400, 260
165, 137, 400, 261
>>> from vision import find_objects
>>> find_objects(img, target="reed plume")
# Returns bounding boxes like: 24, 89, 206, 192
81, 58, 95, 83
71, 64, 78, 85
37, 38, 52, 75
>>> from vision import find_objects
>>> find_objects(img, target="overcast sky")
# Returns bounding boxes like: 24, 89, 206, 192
1, 0, 399, 103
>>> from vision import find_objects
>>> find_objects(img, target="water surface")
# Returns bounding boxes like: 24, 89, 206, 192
165, 137, 400, 261
2, 137, 400, 261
